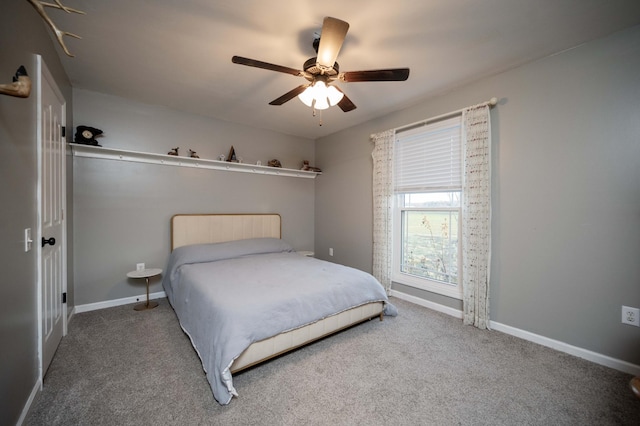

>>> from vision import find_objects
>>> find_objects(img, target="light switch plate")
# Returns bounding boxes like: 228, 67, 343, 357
24, 228, 32, 252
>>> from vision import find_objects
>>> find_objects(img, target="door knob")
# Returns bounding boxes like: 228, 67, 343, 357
42, 237, 56, 247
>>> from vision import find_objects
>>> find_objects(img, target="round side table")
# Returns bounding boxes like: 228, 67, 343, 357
127, 268, 162, 311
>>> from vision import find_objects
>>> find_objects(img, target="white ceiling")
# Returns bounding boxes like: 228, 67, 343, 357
44, 0, 640, 140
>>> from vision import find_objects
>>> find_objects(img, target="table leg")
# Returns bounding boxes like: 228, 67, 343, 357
145, 277, 150, 307
134, 276, 159, 311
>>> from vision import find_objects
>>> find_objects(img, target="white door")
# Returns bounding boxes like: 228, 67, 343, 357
38, 56, 67, 376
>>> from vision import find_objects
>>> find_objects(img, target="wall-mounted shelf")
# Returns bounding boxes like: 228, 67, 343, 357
69, 143, 319, 179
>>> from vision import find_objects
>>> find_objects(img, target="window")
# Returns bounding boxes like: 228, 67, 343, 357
392, 116, 463, 299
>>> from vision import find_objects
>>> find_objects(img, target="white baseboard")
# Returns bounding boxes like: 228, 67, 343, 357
389, 289, 640, 377
74, 291, 167, 313
17, 378, 41, 426
390, 289, 464, 319
490, 321, 640, 376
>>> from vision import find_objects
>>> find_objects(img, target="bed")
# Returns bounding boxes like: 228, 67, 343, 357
162, 213, 395, 405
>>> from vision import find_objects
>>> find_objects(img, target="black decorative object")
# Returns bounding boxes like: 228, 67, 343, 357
189, 149, 199, 158
168, 147, 179, 156
268, 159, 282, 168
74, 126, 103, 146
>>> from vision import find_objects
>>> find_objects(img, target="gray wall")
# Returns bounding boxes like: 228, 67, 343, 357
72, 90, 316, 305
0, 2, 73, 424
315, 25, 640, 366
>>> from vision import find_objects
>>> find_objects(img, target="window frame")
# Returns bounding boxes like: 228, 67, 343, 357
392, 194, 463, 299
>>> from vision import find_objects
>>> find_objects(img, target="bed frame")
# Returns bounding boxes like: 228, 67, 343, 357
170, 213, 384, 373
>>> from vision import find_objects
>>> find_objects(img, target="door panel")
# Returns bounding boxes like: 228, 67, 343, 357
39, 57, 66, 375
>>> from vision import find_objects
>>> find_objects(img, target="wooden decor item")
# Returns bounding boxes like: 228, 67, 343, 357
0, 66, 31, 98
227, 146, 238, 162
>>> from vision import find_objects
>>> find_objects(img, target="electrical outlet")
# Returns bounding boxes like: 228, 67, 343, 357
136, 263, 145, 271
621, 306, 640, 327
329, 248, 334, 256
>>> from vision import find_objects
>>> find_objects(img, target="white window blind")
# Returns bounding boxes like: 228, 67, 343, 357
394, 116, 462, 193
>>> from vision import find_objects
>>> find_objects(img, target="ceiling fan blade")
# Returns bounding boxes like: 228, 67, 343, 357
316, 17, 349, 69
232, 56, 302, 77
341, 68, 410, 82
334, 87, 356, 112
338, 95, 356, 112
269, 85, 309, 105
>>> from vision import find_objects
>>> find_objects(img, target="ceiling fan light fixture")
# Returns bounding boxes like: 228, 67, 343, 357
313, 93, 330, 110
297, 80, 344, 110
313, 81, 330, 110
326, 85, 344, 106
298, 85, 315, 107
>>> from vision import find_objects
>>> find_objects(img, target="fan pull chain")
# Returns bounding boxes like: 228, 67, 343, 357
311, 104, 323, 126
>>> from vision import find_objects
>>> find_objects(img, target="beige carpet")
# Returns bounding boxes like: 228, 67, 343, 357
26, 297, 640, 425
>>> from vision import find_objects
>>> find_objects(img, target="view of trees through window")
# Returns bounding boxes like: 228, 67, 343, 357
400, 192, 460, 285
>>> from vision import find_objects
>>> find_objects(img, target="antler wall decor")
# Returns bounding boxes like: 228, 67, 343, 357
0, 66, 32, 98
25, 0, 85, 57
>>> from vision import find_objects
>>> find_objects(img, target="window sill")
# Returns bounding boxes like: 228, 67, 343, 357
392, 272, 462, 300
68, 143, 320, 179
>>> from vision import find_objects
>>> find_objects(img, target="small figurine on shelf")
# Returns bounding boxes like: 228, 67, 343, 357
168, 147, 179, 156
188, 149, 199, 158
227, 146, 238, 162
75, 126, 103, 146
268, 159, 282, 168
301, 160, 322, 173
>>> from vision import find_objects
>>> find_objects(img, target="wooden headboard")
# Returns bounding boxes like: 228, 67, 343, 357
171, 214, 282, 250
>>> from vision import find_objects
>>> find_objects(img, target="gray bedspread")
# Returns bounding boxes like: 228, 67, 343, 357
162, 238, 394, 405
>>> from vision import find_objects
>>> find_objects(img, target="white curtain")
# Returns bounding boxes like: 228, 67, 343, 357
462, 105, 492, 329
370, 129, 395, 293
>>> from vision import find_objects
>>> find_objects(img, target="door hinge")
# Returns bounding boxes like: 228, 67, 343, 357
61, 126, 66, 137
62, 292, 67, 304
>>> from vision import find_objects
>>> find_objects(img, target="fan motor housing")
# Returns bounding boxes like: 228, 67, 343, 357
303, 57, 339, 77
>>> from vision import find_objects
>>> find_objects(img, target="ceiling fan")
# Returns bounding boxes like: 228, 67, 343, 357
231, 17, 410, 113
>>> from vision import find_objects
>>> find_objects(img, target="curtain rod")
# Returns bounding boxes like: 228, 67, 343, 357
394, 97, 498, 134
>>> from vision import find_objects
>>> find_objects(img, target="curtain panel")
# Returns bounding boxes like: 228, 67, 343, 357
461, 105, 492, 329
370, 129, 395, 293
